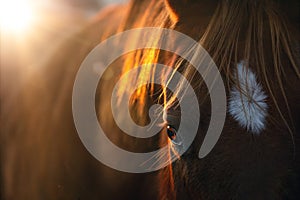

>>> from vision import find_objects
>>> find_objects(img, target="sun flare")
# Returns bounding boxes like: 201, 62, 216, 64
0, 0, 34, 32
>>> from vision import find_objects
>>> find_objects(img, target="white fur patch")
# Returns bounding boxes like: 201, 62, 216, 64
228, 61, 268, 134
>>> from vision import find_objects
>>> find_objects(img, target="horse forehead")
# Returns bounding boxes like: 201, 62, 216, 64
165, 0, 219, 19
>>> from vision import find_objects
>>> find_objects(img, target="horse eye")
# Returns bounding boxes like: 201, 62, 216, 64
166, 125, 177, 140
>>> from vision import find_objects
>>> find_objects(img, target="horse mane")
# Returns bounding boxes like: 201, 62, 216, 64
2, 0, 299, 199
116, 0, 300, 198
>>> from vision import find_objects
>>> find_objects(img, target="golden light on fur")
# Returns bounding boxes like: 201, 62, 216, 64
2, 0, 299, 199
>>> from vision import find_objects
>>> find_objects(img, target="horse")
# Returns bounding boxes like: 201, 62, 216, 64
2, 0, 299, 199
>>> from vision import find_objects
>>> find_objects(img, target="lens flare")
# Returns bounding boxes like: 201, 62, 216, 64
0, 0, 34, 32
